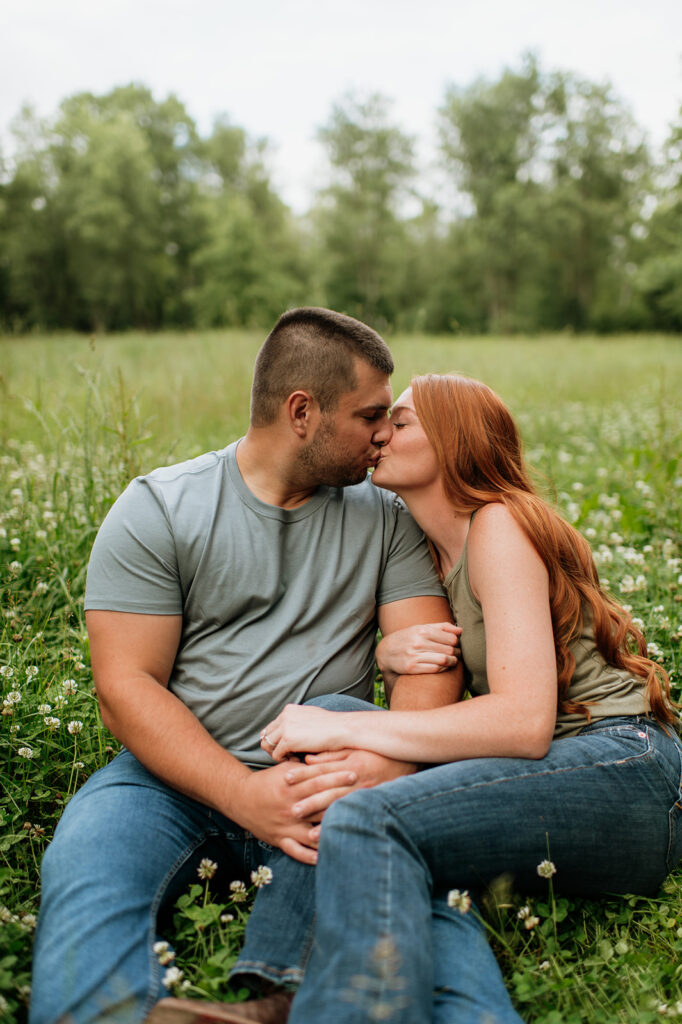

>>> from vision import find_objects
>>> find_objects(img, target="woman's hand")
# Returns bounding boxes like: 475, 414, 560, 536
261, 704, 351, 762
376, 622, 461, 681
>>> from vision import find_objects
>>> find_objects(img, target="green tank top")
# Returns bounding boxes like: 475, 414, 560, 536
443, 520, 649, 739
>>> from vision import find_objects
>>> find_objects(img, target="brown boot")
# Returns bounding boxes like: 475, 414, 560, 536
146, 992, 293, 1024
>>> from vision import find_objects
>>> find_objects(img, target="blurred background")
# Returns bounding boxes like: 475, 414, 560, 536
1, 0, 681, 336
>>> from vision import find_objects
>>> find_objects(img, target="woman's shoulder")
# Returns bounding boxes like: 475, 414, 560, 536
468, 502, 545, 572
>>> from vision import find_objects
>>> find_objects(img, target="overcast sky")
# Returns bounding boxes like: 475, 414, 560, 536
2, 0, 681, 211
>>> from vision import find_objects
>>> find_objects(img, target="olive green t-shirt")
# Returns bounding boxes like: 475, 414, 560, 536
444, 533, 649, 739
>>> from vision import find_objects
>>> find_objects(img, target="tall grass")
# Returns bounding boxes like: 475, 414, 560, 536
1, 331, 681, 1022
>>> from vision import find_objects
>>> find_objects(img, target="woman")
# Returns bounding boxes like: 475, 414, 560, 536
260, 373, 682, 1024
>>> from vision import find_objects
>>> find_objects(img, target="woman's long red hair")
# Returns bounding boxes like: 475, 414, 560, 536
411, 373, 676, 726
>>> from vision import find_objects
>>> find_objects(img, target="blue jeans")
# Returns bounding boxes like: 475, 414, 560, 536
29, 750, 311, 1024
238, 715, 682, 1024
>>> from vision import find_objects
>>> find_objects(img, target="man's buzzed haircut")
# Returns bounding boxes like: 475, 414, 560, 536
250, 307, 394, 427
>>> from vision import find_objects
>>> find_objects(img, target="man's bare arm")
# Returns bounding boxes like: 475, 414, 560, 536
87, 610, 357, 864
378, 595, 464, 709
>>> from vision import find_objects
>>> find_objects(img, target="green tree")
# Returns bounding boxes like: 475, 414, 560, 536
637, 108, 682, 330
314, 93, 416, 327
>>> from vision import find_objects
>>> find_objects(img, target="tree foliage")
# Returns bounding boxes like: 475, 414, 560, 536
0, 65, 680, 334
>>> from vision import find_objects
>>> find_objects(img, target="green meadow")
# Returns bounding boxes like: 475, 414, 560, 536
1, 330, 681, 1022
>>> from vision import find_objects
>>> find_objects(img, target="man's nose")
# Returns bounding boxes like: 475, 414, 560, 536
372, 416, 393, 446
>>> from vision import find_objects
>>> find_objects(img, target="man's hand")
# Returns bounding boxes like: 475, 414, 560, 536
236, 759, 360, 865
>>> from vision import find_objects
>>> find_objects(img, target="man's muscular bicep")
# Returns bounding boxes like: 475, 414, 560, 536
86, 610, 182, 697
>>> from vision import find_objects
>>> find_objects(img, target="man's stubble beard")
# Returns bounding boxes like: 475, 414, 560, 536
296, 418, 369, 488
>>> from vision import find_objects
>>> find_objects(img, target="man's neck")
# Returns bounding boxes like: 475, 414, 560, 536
236, 432, 319, 509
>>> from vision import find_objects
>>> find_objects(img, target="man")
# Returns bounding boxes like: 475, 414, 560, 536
30, 308, 460, 1024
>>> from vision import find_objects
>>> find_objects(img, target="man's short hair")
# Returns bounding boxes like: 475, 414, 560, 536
250, 307, 394, 426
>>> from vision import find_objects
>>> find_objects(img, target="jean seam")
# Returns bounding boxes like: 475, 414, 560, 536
392, 734, 655, 813
142, 826, 222, 1016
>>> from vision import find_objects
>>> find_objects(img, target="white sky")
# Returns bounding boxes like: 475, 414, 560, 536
2, 0, 681, 212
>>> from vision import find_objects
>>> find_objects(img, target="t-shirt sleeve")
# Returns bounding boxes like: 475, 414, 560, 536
84, 478, 182, 614
376, 499, 446, 606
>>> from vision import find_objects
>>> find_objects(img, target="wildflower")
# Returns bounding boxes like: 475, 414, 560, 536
4, 691, 21, 705
67, 720, 83, 735
35, 529, 47, 541
9, 560, 22, 574
647, 642, 664, 660
10, 537, 21, 550
447, 888, 472, 913
619, 574, 647, 594
524, 915, 540, 930
34, 581, 49, 596
220, 913, 235, 923
229, 880, 247, 902
0, 666, 14, 678
62, 679, 77, 695
21, 912, 37, 930
153, 941, 176, 966
250, 865, 274, 888
161, 966, 184, 990
0, 906, 14, 923
37, 703, 51, 713
631, 617, 645, 631
538, 960, 551, 971
536, 859, 557, 879
54, 695, 68, 708
25, 665, 38, 679
584, 527, 597, 540
517, 905, 531, 919
197, 858, 218, 880
18, 747, 34, 759
44, 716, 60, 730
75, 760, 85, 769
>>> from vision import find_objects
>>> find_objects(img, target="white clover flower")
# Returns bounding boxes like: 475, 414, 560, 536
62, 679, 77, 695
67, 720, 83, 735
37, 703, 51, 714
25, 665, 38, 679
517, 905, 531, 919
631, 617, 645, 631
538, 960, 551, 971
229, 880, 247, 902
54, 694, 67, 708
220, 912, 235, 923
10, 537, 21, 550
250, 865, 273, 888
0, 666, 14, 678
0, 906, 14, 923
75, 760, 85, 769
35, 529, 47, 541
161, 966, 184, 990
446, 888, 471, 913
21, 912, 37, 930
44, 717, 60, 730
647, 643, 664, 660
4, 691, 21, 705
609, 532, 623, 545
536, 859, 557, 879
0, 527, 6, 540
9, 561, 22, 574
571, 482, 584, 492
153, 941, 176, 966
10, 488, 23, 503
33, 581, 49, 596
197, 858, 218, 880
524, 915, 540, 930
584, 527, 597, 540
17, 747, 34, 759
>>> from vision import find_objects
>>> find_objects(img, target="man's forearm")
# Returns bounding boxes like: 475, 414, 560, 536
98, 673, 253, 820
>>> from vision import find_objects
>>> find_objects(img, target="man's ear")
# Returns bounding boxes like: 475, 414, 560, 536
286, 390, 318, 438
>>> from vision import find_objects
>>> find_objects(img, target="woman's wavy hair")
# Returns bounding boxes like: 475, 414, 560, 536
411, 372, 676, 726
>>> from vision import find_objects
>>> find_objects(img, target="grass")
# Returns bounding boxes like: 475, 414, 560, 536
1, 329, 682, 1022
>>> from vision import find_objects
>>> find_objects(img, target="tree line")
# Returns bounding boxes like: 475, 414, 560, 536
1, 56, 681, 334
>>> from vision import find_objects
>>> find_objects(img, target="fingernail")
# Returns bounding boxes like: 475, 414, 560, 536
347, 773, 357, 783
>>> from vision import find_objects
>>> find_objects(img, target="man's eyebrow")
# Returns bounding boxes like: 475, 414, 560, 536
357, 403, 391, 413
